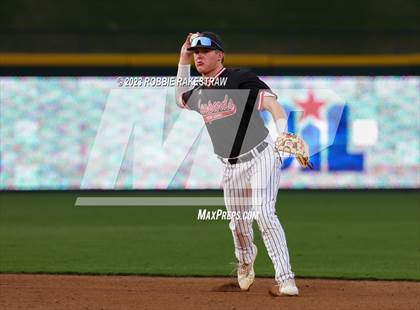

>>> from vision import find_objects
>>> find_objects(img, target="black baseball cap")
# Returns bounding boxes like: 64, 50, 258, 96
187, 32, 225, 52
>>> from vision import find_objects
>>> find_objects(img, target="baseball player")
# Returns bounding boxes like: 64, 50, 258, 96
176, 32, 299, 296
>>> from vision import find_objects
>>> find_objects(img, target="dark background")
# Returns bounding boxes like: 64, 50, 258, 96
1, 0, 418, 54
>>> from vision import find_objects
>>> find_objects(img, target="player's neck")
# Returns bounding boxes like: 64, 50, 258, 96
202, 65, 224, 78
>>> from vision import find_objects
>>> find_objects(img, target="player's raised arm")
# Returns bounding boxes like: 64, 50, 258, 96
260, 94, 288, 134
179, 33, 194, 65
175, 33, 195, 108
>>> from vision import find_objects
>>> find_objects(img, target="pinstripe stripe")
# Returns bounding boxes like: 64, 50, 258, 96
268, 147, 293, 281
223, 162, 255, 264
222, 140, 294, 281
244, 164, 253, 264
256, 148, 288, 277
238, 163, 252, 263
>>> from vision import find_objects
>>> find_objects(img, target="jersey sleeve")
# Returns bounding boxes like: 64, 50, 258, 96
238, 70, 277, 111
179, 89, 193, 109
180, 88, 199, 112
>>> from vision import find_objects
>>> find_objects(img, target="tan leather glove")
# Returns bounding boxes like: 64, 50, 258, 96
275, 132, 313, 169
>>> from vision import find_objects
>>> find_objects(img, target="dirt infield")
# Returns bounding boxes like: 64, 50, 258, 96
0, 274, 419, 310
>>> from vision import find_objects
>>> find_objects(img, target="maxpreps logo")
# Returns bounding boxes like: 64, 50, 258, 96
272, 89, 365, 171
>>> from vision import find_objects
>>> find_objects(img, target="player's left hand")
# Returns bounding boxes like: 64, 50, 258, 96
275, 132, 313, 169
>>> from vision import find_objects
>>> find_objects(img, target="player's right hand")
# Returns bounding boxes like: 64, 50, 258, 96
179, 33, 195, 64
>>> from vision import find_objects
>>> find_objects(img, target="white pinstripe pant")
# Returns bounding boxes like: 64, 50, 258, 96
221, 139, 295, 283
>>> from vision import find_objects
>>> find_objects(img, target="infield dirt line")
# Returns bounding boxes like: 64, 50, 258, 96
1, 274, 419, 310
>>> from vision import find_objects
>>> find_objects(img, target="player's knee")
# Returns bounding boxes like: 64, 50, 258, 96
256, 214, 278, 234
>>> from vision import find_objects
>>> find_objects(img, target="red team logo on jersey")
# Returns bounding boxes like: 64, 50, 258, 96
198, 94, 237, 123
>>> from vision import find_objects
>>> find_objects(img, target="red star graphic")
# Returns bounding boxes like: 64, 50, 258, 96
295, 90, 326, 120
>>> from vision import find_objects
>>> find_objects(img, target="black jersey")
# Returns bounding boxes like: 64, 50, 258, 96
181, 68, 276, 158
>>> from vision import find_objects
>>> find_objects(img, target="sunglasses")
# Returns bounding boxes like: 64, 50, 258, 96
190, 36, 223, 50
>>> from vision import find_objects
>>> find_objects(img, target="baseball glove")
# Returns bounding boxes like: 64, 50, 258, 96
275, 132, 313, 169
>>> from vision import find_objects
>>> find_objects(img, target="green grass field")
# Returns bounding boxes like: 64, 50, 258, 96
0, 191, 419, 280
